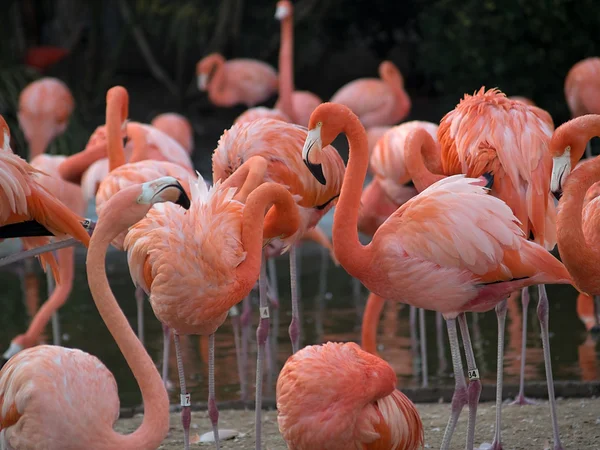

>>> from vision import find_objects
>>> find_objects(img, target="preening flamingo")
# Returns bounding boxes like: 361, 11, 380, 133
125, 176, 300, 450
329, 61, 411, 128
196, 53, 278, 108
18, 77, 74, 159
301, 102, 572, 450
276, 341, 424, 450
151, 113, 195, 155
0, 176, 190, 450
564, 57, 600, 158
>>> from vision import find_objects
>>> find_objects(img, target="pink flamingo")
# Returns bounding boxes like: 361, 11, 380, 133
196, 53, 278, 108
564, 57, 600, 158
277, 342, 424, 450
151, 112, 195, 155
125, 175, 299, 450
0, 177, 190, 449
329, 61, 411, 128
301, 102, 572, 450
17, 77, 74, 159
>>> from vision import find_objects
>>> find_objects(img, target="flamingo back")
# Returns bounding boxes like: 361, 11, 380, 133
438, 87, 556, 249
124, 176, 245, 335
131, 123, 193, 170
150, 113, 194, 154
234, 107, 290, 126
0, 346, 119, 448
223, 59, 279, 107
565, 57, 600, 117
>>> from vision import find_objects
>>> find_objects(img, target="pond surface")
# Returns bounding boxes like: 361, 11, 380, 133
0, 220, 597, 409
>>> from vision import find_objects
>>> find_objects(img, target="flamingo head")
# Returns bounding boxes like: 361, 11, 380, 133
275, 0, 292, 20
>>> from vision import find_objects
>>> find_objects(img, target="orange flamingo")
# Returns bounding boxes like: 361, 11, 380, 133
196, 53, 278, 108
125, 176, 299, 450
0, 177, 190, 450
329, 61, 411, 128
564, 57, 600, 158
151, 112, 195, 155
0, 116, 90, 279
18, 77, 74, 159
301, 102, 572, 450
276, 342, 423, 450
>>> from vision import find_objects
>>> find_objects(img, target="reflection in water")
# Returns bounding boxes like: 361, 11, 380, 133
0, 244, 598, 408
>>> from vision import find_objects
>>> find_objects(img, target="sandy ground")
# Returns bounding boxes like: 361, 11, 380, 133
114, 397, 600, 449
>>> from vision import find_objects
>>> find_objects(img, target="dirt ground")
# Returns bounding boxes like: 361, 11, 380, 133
114, 397, 600, 449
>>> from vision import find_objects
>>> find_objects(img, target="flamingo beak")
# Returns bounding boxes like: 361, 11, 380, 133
275, 4, 289, 20
138, 177, 191, 210
302, 126, 326, 185
551, 150, 571, 198
197, 74, 209, 91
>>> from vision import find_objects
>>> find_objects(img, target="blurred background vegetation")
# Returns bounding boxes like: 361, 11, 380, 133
1, 0, 598, 166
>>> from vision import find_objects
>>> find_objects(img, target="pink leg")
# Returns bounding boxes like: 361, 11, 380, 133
230, 305, 247, 401
174, 333, 191, 450
419, 308, 429, 387
135, 286, 145, 346
255, 252, 269, 450
537, 285, 565, 450
511, 287, 536, 405
46, 263, 60, 346
161, 323, 171, 390
409, 306, 419, 380
440, 317, 468, 450
241, 296, 251, 402
288, 246, 300, 353
208, 333, 221, 449
457, 313, 482, 450
267, 258, 280, 356
490, 299, 508, 450
436, 312, 448, 374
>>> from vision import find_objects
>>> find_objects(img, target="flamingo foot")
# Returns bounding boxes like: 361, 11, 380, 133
509, 394, 536, 406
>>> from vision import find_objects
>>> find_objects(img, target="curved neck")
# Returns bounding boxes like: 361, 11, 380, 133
23, 248, 74, 344
208, 60, 236, 106
235, 183, 299, 292
333, 112, 374, 276
58, 143, 107, 184
87, 213, 169, 449
28, 130, 52, 160
557, 156, 600, 293
404, 128, 444, 193
106, 92, 127, 172
277, 14, 296, 123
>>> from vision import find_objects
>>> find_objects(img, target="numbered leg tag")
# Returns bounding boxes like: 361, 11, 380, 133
260, 306, 270, 319
468, 368, 480, 381
180, 393, 191, 407
82, 219, 91, 228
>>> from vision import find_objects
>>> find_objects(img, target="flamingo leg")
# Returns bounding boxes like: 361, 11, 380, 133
208, 333, 221, 449
288, 246, 300, 353
135, 286, 145, 346
268, 258, 280, 359
436, 312, 447, 375
511, 287, 536, 405
409, 306, 419, 380
174, 333, 191, 450
315, 246, 329, 339
46, 263, 60, 346
457, 313, 482, 450
161, 323, 171, 389
490, 298, 508, 450
255, 252, 269, 450
440, 317, 468, 450
241, 295, 251, 402
537, 284, 565, 450
594, 295, 600, 328
419, 308, 429, 387
229, 305, 246, 401
352, 276, 363, 326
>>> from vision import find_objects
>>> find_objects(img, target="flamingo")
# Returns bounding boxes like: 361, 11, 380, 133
150, 113, 195, 155
17, 77, 74, 159
301, 102, 572, 450
329, 61, 411, 128
564, 57, 600, 158
508, 96, 536, 106
0, 115, 90, 280
366, 125, 392, 155
125, 175, 300, 450
276, 341, 424, 450
0, 177, 190, 450
196, 53, 278, 108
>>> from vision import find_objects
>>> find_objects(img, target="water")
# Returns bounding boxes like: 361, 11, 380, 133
0, 240, 597, 409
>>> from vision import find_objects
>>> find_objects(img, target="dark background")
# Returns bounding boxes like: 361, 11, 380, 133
1, 0, 598, 172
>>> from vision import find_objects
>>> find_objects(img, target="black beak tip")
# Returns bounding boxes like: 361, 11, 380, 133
552, 189, 563, 201
174, 183, 191, 210
482, 172, 494, 189
303, 160, 327, 186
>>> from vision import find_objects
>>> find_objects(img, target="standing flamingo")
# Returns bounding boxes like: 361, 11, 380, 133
277, 342, 424, 450
151, 113, 195, 155
17, 77, 74, 159
196, 53, 278, 108
329, 61, 411, 128
0, 177, 189, 450
125, 175, 300, 450
564, 57, 600, 158
301, 103, 572, 450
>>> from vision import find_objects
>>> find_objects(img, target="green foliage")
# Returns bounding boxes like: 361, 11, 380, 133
416, 0, 600, 123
